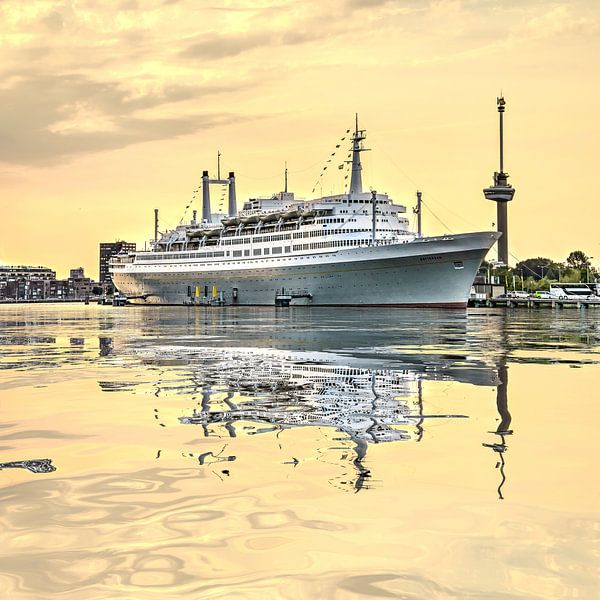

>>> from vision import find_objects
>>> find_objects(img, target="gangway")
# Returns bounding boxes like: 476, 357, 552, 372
275, 288, 313, 307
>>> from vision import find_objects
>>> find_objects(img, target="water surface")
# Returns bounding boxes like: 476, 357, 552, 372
0, 305, 598, 599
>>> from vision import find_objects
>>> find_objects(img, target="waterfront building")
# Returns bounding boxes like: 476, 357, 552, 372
0, 266, 56, 301
48, 279, 70, 299
67, 267, 93, 300
99, 242, 136, 284
1, 278, 49, 301
0, 265, 101, 302
0, 265, 56, 281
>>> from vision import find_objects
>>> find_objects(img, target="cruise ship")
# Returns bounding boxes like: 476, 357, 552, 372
110, 121, 499, 307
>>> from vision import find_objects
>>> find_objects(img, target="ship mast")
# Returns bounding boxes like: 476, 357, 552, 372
349, 114, 369, 196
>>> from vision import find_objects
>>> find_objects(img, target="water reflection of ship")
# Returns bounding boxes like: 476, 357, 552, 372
99, 329, 509, 494
176, 352, 445, 491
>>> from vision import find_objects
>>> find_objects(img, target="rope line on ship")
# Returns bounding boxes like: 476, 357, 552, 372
311, 128, 352, 195
377, 145, 480, 233
159, 116, 482, 249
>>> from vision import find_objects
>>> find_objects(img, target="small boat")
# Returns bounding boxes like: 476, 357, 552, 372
260, 212, 280, 223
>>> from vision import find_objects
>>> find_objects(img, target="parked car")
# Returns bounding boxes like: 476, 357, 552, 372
534, 291, 552, 299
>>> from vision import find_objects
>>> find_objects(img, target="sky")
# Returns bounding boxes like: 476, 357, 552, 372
1, 0, 599, 279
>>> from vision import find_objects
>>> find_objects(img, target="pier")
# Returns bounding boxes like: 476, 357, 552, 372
469, 297, 600, 309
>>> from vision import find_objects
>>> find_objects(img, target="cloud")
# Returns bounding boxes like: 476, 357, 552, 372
179, 32, 268, 60
519, 4, 600, 40
0, 73, 245, 165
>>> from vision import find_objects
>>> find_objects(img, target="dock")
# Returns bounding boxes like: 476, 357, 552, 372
469, 297, 600, 309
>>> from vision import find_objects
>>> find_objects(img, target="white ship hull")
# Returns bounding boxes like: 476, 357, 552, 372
112, 232, 499, 308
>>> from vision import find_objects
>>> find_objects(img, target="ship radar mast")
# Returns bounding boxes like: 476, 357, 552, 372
349, 113, 369, 196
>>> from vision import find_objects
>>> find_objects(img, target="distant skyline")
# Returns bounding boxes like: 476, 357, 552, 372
1, 0, 599, 278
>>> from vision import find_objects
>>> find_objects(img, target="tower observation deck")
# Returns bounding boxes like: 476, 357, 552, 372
483, 96, 516, 265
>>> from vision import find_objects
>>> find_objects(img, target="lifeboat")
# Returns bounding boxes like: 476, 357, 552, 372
260, 212, 280, 224
204, 228, 221, 237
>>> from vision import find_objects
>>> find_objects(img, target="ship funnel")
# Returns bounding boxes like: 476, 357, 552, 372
202, 170, 211, 222
228, 171, 237, 216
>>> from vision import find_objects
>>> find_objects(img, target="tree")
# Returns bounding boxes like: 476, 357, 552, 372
566, 250, 591, 270
514, 257, 562, 281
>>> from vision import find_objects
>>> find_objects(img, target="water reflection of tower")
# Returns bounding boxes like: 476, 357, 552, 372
483, 313, 512, 499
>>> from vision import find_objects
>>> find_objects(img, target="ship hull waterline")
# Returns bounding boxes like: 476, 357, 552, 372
112, 232, 499, 308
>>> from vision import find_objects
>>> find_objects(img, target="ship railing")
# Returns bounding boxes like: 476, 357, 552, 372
364, 237, 406, 247
110, 254, 135, 264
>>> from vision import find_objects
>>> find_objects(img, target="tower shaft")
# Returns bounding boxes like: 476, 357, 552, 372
497, 201, 508, 265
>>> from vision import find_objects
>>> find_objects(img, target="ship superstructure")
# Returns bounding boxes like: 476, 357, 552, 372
111, 119, 499, 307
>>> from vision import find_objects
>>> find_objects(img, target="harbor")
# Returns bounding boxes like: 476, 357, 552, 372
2, 101, 597, 310
1, 1, 599, 597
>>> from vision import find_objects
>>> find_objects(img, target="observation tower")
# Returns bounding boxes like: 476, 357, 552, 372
483, 96, 516, 265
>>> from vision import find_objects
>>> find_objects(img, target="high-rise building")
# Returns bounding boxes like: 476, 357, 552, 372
99, 241, 136, 284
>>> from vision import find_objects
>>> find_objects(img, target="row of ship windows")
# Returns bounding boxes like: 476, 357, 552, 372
336, 211, 395, 217
324, 199, 388, 204
337, 209, 395, 215
139, 239, 378, 262
132, 240, 419, 268
292, 240, 372, 251
318, 217, 392, 224
224, 233, 292, 245
219, 227, 383, 246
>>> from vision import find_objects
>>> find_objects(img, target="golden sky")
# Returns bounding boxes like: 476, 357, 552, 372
1, 0, 599, 278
